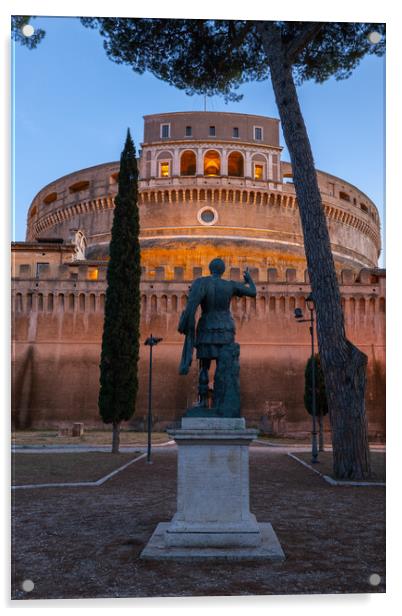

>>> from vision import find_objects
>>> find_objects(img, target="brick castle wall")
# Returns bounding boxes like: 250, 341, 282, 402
11, 264, 385, 439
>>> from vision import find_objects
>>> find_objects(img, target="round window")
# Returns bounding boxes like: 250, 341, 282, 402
201, 209, 215, 223
197, 207, 218, 226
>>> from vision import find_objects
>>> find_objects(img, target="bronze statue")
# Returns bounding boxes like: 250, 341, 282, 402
178, 258, 256, 417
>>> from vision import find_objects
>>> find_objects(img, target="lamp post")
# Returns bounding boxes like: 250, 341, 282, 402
144, 334, 163, 464
294, 293, 318, 464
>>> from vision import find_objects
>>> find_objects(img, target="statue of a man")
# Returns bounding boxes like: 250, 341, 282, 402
178, 258, 256, 417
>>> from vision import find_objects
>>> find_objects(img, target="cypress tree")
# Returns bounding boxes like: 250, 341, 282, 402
99, 129, 141, 453
304, 354, 329, 452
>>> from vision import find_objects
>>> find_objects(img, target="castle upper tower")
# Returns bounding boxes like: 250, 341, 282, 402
25, 111, 381, 280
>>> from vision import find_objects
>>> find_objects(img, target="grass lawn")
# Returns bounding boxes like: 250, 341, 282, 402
291, 451, 385, 482
258, 435, 318, 446
12, 452, 141, 485
12, 430, 171, 448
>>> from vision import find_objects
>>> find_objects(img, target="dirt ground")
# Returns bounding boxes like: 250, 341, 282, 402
292, 451, 386, 482
11, 447, 385, 600
12, 452, 142, 485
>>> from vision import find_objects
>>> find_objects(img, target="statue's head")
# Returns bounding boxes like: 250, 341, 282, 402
209, 258, 225, 277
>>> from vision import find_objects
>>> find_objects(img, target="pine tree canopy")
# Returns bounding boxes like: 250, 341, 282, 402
98, 129, 141, 424
80, 19, 385, 101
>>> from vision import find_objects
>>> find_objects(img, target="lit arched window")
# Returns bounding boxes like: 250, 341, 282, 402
180, 150, 196, 176
228, 151, 244, 177
204, 150, 220, 176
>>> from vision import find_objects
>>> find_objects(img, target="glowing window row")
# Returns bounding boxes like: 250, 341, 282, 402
158, 150, 267, 180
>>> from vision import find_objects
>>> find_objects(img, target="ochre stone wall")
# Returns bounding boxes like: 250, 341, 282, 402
11, 263, 385, 439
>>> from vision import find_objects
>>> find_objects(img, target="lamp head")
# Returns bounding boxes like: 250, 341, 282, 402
145, 335, 163, 346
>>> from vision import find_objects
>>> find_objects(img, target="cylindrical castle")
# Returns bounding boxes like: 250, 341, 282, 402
26, 111, 381, 278
13, 112, 384, 437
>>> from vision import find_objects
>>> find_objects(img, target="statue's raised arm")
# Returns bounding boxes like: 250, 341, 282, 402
232, 268, 257, 298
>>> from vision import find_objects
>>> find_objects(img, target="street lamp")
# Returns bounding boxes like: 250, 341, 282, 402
144, 334, 163, 464
294, 293, 318, 464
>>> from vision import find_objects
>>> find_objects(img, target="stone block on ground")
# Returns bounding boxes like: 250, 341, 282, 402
72, 423, 84, 437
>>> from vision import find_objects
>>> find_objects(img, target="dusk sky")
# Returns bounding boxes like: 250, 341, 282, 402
12, 16, 386, 265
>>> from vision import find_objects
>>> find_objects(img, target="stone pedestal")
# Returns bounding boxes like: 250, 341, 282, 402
140, 417, 285, 561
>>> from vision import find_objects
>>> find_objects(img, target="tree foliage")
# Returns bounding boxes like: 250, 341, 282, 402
11, 16, 45, 49
304, 354, 329, 417
98, 130, 141, 431
80, 19, 385, 100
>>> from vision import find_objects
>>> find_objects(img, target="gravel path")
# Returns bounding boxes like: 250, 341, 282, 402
11, 448, 385, 599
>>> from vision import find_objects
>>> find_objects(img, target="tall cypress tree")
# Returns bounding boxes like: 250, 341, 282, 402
99, 129, 141, 453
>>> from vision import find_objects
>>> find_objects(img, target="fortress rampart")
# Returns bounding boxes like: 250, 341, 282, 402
12, 260, 385, 438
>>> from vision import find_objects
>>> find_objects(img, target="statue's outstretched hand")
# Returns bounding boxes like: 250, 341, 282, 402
243, 269, 252, 284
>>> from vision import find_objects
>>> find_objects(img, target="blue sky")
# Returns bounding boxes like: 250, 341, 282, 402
12, 16, 386, 265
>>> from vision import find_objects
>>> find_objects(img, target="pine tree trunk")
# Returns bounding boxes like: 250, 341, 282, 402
112, 421, 121, 454
257, 22, 371, 479
318, 414, 324, 452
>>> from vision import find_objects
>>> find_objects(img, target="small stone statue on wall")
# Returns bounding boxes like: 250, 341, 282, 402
178, 258, 256, 417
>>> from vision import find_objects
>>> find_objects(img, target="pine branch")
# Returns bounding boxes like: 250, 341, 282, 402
284, 22, 325, 63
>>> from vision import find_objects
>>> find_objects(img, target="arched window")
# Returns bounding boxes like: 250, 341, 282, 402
69, 180, 90, 193
141, 295, 147, 315
58, 293, 65, 312
180, 150, 196, 176
339, 191, 351, 202
16, 293, 23, 312
160, 295, 168, 311
204, 150, 221, 176
228, 151, 244, 177
68, 294, 75, 311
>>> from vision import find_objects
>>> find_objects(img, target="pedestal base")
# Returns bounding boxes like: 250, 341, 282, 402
140, 522, 285, 561
139, 417, 285, 561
